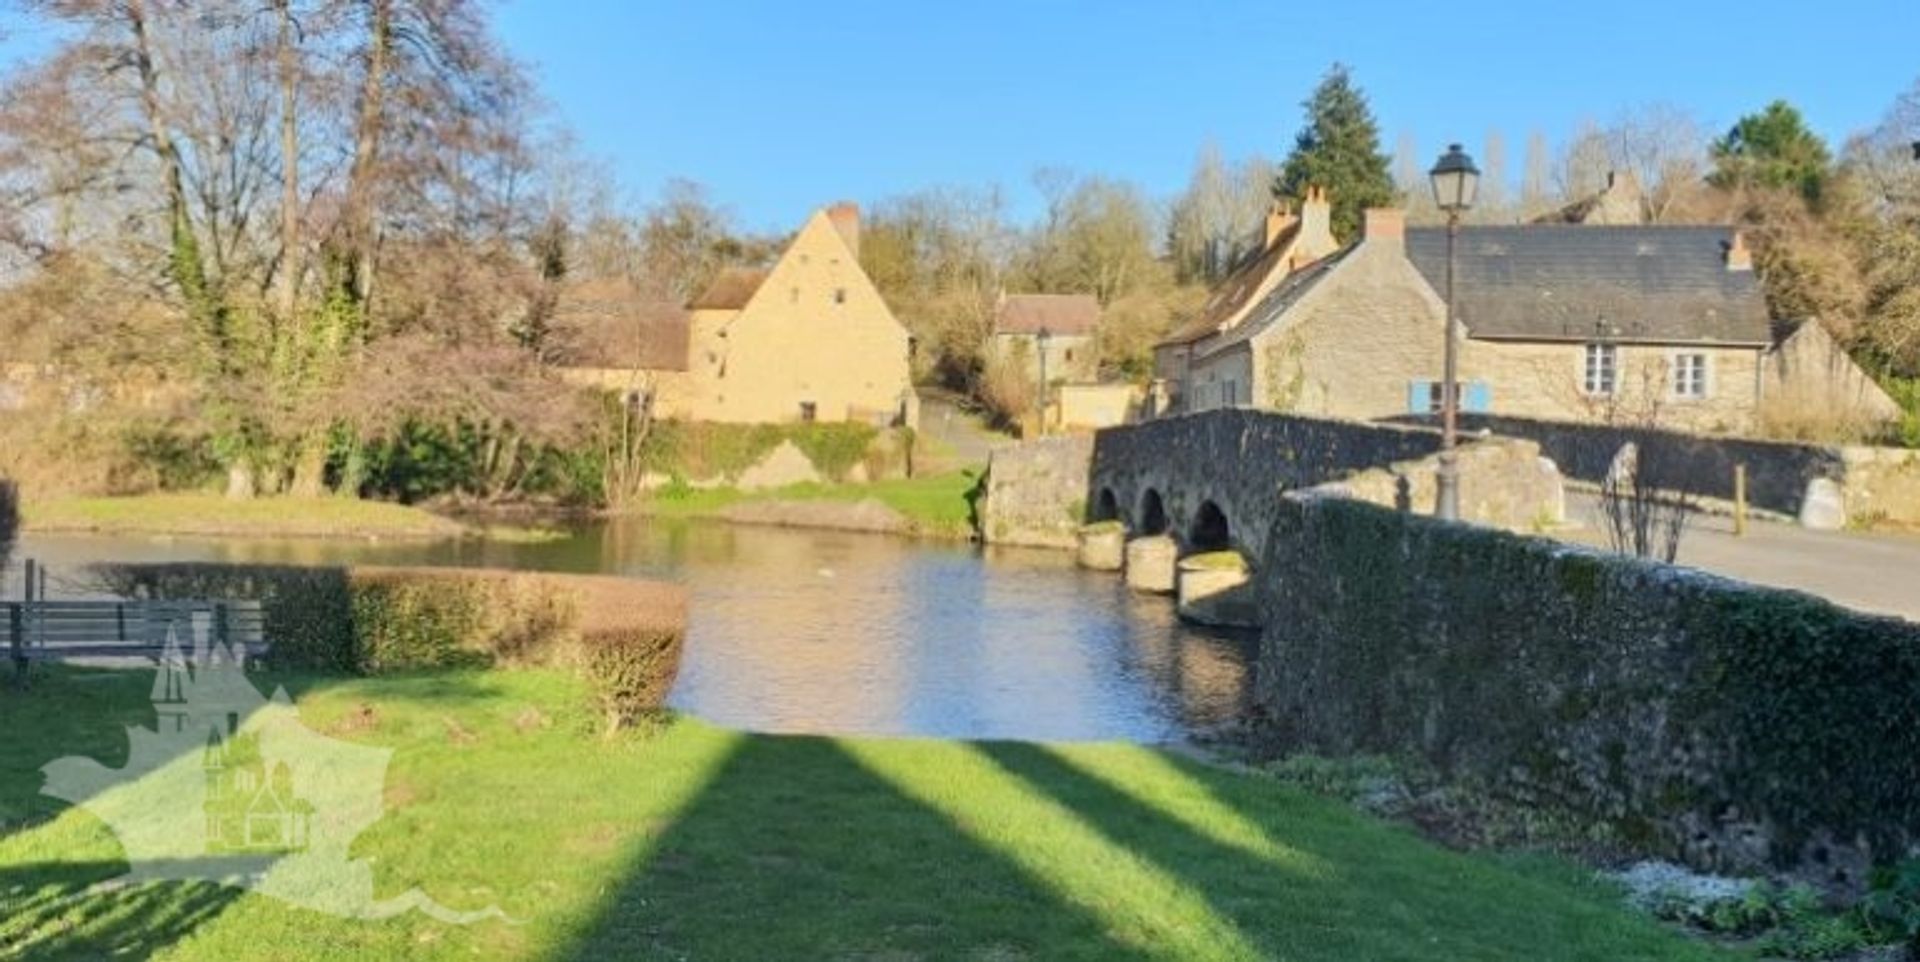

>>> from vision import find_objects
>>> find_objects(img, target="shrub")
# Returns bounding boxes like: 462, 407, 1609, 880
88, 564, 686, 730
786, 423, 878, 482
572, 626, 683, 733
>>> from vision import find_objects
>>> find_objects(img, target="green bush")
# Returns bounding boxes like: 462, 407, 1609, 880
573, 626, 683, 733
88, 564, 685, 730
785, 422, 879, 481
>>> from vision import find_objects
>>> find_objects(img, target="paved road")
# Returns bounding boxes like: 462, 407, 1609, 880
1563, 493, 1920, 623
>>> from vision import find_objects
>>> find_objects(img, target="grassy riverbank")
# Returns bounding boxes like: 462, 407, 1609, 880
0, 665, 1728, 960
638, 470, 980, 539
24, 494, 556, 541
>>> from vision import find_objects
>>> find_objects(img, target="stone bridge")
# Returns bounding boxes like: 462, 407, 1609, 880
1085, 409, 1455, 563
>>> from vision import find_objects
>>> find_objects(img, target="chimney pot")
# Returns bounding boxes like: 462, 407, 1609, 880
1362, 207, 1405, 244
1294, 187, 1336, 261
1264, 201, 1297, 250
1726, 230, 1753, 272
827, 201, 860, 258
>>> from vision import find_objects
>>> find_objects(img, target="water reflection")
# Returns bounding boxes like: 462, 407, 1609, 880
18, 520, 1257, 742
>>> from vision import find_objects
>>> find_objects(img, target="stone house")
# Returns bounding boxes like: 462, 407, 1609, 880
1533, 171, 1646, 226
990, 293, 1101, 384
1152, 187, 1340, 413
1154, 207, 1898, 433
560, 202, 917, 427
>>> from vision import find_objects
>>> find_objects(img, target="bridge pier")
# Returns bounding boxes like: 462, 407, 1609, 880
1076, 522, 1126, 571
1176, 552, 1261, 629
1124, 536, 1178, 594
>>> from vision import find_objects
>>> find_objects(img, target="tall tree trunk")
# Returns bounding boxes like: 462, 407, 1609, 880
275, 0, 301, 322
341, 0, 391, 315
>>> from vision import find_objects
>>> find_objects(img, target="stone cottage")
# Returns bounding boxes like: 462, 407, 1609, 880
1155, 206, 1897, 433
990, 293, 1101, 384
1153, 187, 1340, 412
560, 202, 917, 427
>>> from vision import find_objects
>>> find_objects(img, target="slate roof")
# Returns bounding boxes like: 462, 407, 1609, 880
1403, 225, 1772, 345
1192, 247, 1352, 360
1160, 222, 1301, 345
995, 293, 1101, 337
556, 278, 690, 371
688, 268, 769, 311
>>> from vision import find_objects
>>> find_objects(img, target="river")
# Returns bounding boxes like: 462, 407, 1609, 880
15, 520, 1258, 743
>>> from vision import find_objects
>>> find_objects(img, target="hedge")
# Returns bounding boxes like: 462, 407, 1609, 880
91, 562, 687, 730
1256, 493, 1920, 887
643, 420, 884, 483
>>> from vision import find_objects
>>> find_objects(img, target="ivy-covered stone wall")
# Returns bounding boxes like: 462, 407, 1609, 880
1256, 492, 1920, 888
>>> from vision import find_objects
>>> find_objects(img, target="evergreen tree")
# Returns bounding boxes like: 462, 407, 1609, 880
1710, 100, 1833, 204
1275, 64, 1398, 240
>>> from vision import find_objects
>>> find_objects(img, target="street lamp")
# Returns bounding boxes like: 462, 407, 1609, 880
1429, 143, 1479, 522
1035, 325, 1052, 436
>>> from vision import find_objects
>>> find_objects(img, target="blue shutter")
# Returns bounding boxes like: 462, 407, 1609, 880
1408, 380, 1431, 414
1465, 381, 1491, 413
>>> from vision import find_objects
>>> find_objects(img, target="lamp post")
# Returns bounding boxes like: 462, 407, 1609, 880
1429, 143, 1480, 522
1035, 325, 1052, 436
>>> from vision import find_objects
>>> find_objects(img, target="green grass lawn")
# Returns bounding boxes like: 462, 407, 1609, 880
23, 494, 549, 541
0, 666, 1730, 961
641, 470, 981, 538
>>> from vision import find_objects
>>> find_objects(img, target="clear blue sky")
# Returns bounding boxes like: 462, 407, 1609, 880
497, 0, 1917, 230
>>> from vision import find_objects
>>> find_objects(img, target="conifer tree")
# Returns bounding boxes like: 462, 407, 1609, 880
1275, 64, 1398, 240
1710, 100, 1833, 204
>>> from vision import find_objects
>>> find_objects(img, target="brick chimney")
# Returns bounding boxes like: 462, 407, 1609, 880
1725, 230, 1753, 271
1295, 186, 1336, 261
827, 201, 860, 258
1264, 200, 1296, 250
1362, 207, 1405, 246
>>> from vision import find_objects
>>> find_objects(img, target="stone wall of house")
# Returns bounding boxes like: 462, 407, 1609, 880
1763, 322, 1904, 429
1461, 340, 1764, 435
979, 434, 1095, 549
1260, 225, 1450, 420
1842, 446, 1920, 531
1255, 490, 1920, 889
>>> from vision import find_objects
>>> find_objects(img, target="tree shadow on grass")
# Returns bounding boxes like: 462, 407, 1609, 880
0, 859, 245, 961
972, 742, 1723, 962
553, 733, 1159, 962
0, 666, 272, 958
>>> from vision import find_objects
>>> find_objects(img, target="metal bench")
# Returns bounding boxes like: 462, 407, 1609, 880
4, 599, 267, 682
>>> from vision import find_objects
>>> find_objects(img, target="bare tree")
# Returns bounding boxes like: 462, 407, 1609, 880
1598, 441, 1696, 563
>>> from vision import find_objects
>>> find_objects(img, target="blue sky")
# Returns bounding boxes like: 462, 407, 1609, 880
496, 0, 1917, 230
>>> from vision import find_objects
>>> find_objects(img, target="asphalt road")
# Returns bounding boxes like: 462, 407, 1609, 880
1562, 493, 1920, 623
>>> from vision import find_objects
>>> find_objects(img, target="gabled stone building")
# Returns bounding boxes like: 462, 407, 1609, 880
1152, 188, 1340, 413
990, 293, 1101, 384
561, 202, 917, 427
1154, 205, 1898, 434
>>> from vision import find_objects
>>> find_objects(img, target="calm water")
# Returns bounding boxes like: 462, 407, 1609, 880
16, 521, 1257, 742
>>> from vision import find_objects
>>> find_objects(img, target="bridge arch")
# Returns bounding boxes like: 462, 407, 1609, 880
1091, 487, 1120, 524
1189, 500, 1232, 553
1138, 489, 1169, 536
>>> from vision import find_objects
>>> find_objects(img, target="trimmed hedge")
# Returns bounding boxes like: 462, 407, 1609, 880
91, 563, 686, 730
643, 420, 885, 483
1256, 494, 1920, 887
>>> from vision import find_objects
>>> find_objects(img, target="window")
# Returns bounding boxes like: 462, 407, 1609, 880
798, 401, 817, 423
1672, 353, 1709, 399
1064, 348, 1075, 363
833, 288, 847, 305
1583, 343, 1618, 396
1409, 380, 1490, 414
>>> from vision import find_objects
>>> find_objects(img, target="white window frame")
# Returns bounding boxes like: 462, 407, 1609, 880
1583, 343, 1618, 396
1670, 352, 1711, 400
